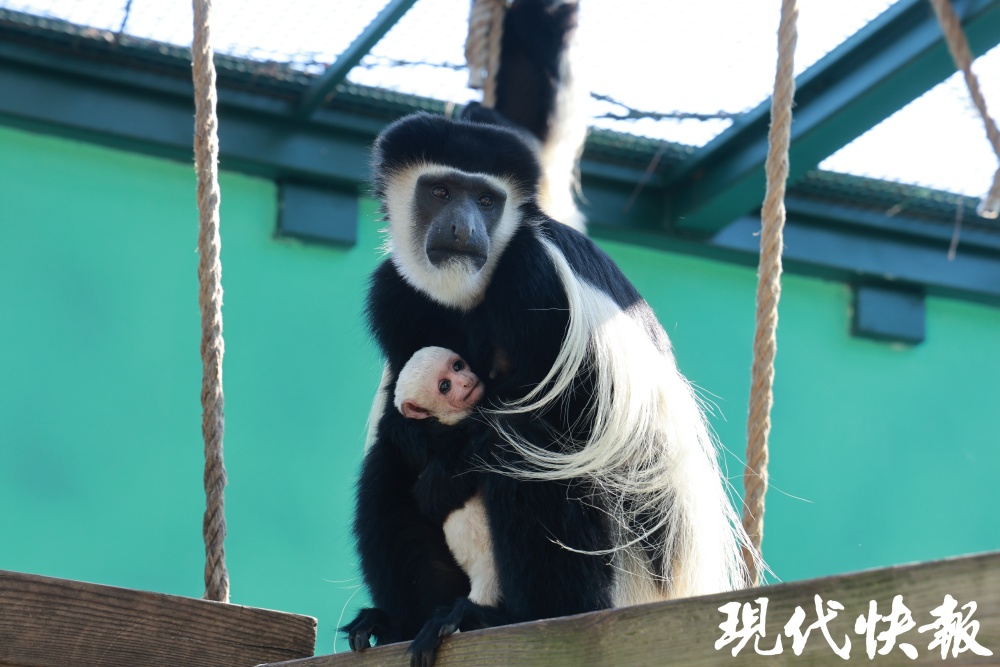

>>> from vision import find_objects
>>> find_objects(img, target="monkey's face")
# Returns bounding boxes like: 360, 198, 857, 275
415, 172, 506, 272
400, 351, 484, 425
384, 164, 523, 311
432, 352, 484, 417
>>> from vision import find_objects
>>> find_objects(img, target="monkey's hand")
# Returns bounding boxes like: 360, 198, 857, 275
409, 598, 510, 667
342, 607, 392, 652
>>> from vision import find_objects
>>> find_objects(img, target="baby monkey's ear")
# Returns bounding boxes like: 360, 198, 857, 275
401, 401, 432, 420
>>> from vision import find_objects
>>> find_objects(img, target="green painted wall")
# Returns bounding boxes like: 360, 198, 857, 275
1, 124, 997, 653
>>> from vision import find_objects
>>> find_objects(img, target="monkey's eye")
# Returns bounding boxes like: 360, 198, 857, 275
478, 194, 494, 208
439, 379, 451, 394
453, 359, 465, 372
431, 185, 450, 199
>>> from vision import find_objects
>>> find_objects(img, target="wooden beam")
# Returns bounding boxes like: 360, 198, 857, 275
0, 569, 316, 667
263, 551, 1000, 666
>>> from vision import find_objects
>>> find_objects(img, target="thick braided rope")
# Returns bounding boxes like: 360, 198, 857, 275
465, 0, 505, 107
192, 0, 229, 604
929, 0, 1000, 218
743, 0, 797, 585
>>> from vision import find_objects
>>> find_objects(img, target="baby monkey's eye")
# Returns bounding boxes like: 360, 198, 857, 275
453, 359, 465, 372
439, 379, 451, 394
431, 185, 450, 199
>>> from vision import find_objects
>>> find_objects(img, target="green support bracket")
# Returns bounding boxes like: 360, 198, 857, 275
278, 182, 360, 246
852, 284, 926, 345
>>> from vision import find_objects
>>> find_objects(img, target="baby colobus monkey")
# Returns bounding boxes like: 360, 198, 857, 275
394, 346, 500, 608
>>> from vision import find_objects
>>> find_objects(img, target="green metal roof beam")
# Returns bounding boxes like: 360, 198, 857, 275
4, 15, 1000, 307
295, 0, 419, 118
664, 0, 1000, 234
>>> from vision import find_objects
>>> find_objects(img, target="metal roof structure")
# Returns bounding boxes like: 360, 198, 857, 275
1, 1, 999, 341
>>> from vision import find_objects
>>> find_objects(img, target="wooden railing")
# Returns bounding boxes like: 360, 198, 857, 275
0, 569, 315, 666
265, 551, 1000, 667
2, 552, 996, 666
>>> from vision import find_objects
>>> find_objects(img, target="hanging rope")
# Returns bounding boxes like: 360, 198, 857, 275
192, 0, 229, 604
743, 0, 798, 586
465, 0, 505, 108
929, 0, 1000, 219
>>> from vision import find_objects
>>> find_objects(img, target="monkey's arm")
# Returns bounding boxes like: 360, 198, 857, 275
410, 419, 483, 523
466, 225, 571, 405
408, 418, 614, 667
484, 413, 615, 618
345, 428, 471, 649
484, 468, 614, 619
409, 474, 613, 667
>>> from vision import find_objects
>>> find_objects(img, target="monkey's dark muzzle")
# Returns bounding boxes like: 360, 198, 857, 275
425, 202, 489, 270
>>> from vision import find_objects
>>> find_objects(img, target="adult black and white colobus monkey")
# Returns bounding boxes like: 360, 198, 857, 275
344, 1, 750, 663
343, 112, 753, 665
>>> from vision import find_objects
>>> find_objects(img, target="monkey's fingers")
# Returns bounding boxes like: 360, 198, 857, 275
349, 628, 376, 651
350, 630, 371, 653
438, 620, 460, 638
410, 644, 440, 667
409, 628, 443, 667
409, 614, 458, 667
341, 607, 390, 652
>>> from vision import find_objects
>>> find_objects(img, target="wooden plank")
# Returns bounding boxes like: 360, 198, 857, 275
265, 551, 1000, 667
0, 569, 316, 667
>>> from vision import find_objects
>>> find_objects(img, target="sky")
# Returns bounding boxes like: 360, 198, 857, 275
3, 0, 999, 204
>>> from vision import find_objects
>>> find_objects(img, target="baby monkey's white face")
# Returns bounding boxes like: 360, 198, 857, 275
399, 350, 484, 425
431, 352, 485, 416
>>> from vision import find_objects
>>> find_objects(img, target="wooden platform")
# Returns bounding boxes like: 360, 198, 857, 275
264, 551, 1000, 667
0, 569, 316, 666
